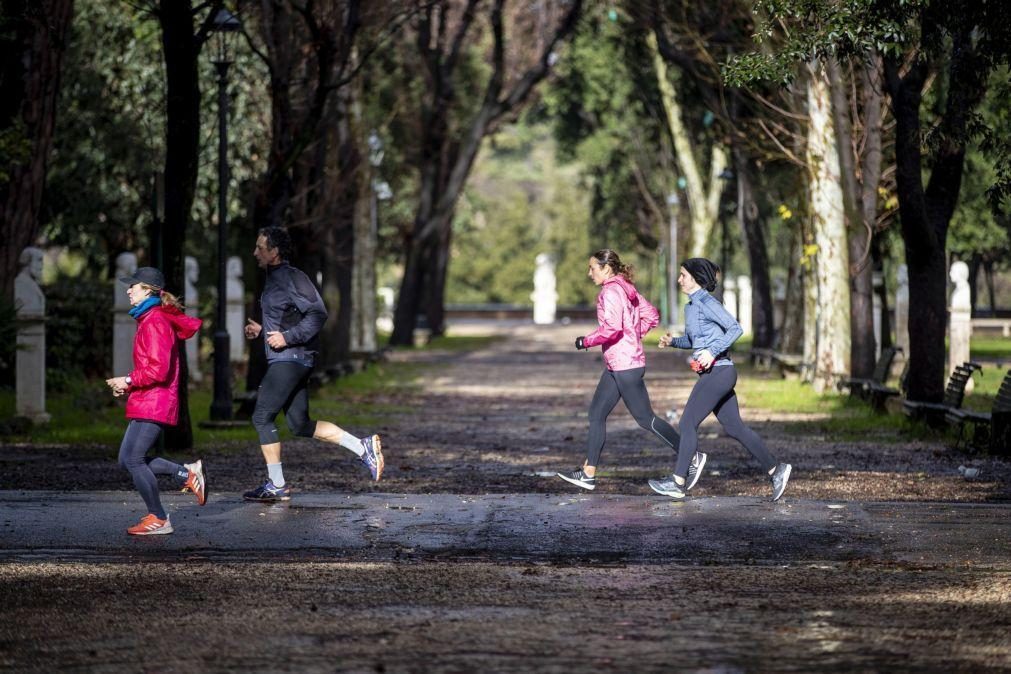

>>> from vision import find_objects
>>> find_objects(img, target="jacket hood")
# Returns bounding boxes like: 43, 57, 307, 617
149, 304, 202, 340
605, 275, 640, 302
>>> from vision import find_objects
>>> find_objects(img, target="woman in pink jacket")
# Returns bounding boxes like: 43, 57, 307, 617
105, 266, 206, 535
556, 249, 681, 490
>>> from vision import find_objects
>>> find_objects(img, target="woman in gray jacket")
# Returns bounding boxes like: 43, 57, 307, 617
649, 258, 791, 501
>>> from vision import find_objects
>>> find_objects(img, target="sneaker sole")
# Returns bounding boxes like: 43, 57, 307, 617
686, 453, 707, 491
556, 473, 595, 490
648, 481, 686, 499
243, 495, 291, 502
129, 523, 174, 535
372, 435, 384, 482
771, 464, 792, 502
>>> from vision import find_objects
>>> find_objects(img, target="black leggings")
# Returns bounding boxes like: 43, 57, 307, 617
673, 364, 777, 478
251, 361, 319, 445
117, 420, 184, 520
586, 367, 680, 466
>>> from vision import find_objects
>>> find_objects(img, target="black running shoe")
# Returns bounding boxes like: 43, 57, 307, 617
556, 468, 596, 491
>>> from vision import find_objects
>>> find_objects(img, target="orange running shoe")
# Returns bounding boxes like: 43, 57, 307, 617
127, 514, 174, 536
182, 459, 207, 506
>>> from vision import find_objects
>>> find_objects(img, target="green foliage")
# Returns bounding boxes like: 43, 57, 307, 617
43, 0, 165, 270
447, 123, 597, 306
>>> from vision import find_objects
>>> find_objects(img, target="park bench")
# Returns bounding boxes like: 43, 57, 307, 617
971, 317, 1011, 337
836, 346, 901, 399
865, 361, 908, 413
749, 347, 775, 370
945, 369, 1011, 454
772, 352, 808, 379
903, 361, 982, 427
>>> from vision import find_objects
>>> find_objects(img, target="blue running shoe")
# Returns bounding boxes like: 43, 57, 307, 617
243, 479, 291, 502
361, 434, 384, 481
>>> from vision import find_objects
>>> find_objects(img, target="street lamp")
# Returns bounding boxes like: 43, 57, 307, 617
209, 7, 240, 421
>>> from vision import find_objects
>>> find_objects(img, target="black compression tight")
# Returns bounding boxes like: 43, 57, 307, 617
673, 364, 777, 478
586, 367, 680, 467
117, 420, 185, 519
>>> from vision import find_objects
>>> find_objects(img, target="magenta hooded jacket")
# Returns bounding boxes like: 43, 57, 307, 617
125, 305, 202, 426
582, 275, 659, 371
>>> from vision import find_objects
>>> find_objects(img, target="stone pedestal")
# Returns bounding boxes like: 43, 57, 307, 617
184, 256, 202, 381
736, 275, 752, 335
112, 252, 137, 377
532, 253, 558, 325
15, 247, 49, 423
949, 261, 973, 392
226, 256, 245, 362
377, 287, 394, 333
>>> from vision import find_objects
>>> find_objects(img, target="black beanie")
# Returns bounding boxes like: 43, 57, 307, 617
682, 257, 720, 292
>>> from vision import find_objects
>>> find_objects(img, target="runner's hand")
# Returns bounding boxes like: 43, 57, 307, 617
658, 333, 673, 348
244, 318, 261, 340
695, 349, 715, 368
266, 330, 287, 350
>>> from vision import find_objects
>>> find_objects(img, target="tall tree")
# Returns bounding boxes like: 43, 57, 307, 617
724, 0, 1011, 402
0, 0, 75, 300
389, 0, 584, 345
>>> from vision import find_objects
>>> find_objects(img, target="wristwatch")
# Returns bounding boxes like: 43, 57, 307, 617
124, 375, 132, 386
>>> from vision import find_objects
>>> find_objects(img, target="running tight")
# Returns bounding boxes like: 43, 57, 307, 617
251, 361, 319, 445
586, 367, 680, 466
117, 420, 185, 519
673, 364, 777, 478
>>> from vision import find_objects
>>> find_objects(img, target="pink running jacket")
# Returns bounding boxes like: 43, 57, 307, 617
582, 275, 659, 371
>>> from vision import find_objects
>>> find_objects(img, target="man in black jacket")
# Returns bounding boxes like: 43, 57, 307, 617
242, 226, 384, 502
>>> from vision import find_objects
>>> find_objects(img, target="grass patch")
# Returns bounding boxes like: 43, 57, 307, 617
379, 331, 503, 352
971, 337, 1011, 360
732, 363, 940, 442
0, 359, 426, 450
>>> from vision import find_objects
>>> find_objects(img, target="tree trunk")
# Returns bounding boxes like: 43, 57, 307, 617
0, 0, 75, 301
780, 227, 805, 354
348, 85, 376, 354
159, 0, 208, 449
806, 61, 851, 393
732, 146, 774, 349
827, 57, 875, 379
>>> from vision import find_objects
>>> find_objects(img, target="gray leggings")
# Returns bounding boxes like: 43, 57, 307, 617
586, 367, 680, 466
673, 364, 777, 478
117, 420, 186, 520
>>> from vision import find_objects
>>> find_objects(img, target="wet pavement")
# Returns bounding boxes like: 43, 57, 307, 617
2, 491, 1008, 569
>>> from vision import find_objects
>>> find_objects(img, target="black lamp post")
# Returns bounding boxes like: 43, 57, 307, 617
209, 7, 240, 421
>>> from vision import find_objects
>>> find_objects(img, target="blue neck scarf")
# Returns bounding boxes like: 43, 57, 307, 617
129, 295, 161, 320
